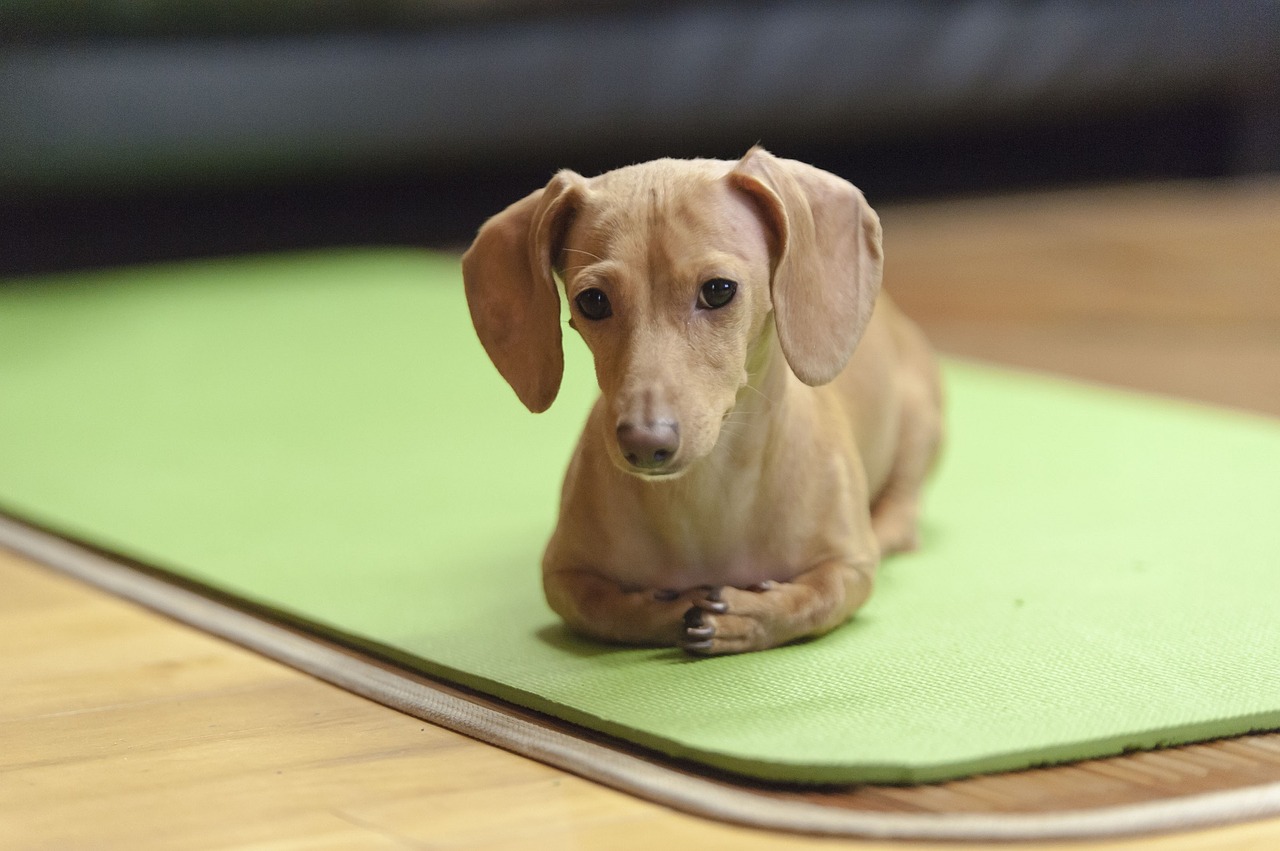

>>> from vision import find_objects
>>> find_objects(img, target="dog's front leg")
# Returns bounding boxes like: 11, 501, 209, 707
544, 569, 723, 647
680, 559, 877, 656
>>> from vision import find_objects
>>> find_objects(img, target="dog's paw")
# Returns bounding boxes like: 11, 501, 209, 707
679, 584, 781, 655
619, 585, 721, 645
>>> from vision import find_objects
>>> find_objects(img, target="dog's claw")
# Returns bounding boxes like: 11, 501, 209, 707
683, 606, 717, 649
746, 580, 776, 593
690, 586, 727, 613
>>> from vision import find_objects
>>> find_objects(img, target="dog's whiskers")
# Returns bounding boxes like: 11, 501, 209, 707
740, 383, 777, 406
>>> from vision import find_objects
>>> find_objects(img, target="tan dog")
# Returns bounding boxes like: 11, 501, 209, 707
463, 147, 942, 655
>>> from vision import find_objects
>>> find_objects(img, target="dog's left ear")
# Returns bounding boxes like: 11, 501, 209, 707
728, 147, 883, 386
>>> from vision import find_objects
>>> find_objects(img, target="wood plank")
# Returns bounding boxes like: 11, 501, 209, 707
885, 178, 1280, 416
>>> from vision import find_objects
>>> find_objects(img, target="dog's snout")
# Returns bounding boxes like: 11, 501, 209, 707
616, 420, 680, 471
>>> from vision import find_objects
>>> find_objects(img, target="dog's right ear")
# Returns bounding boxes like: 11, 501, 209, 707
462, 171, 585, 413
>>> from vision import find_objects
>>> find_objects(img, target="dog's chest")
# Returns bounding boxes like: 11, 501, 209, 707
603, 473, 830, 590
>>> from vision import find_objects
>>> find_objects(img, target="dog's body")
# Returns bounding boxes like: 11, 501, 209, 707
463, 149, 942, 655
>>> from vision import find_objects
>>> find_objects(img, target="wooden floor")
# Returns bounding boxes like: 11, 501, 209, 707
4, 178, 1280, 850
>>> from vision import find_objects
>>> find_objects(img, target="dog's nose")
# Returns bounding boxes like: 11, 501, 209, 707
616, 420, 680, 471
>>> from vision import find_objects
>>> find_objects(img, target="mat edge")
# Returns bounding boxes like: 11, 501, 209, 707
5, 512, 1280, 842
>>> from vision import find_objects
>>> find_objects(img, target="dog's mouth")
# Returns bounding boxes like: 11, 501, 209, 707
627, 464, 688, 481
611, 449, 691, 480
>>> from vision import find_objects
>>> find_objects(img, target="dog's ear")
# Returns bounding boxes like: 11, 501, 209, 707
462, 170, 585, 412
728, 147, 883, 386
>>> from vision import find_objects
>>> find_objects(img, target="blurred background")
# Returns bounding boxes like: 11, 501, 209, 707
3, 0, 1279, 275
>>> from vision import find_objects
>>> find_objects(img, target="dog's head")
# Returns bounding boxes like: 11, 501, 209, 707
462, 147, 883, 479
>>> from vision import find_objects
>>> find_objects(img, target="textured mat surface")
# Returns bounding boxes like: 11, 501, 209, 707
2, 250, 1278, 784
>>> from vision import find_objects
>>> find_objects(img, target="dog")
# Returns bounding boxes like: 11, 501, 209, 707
462, 147, 942, 655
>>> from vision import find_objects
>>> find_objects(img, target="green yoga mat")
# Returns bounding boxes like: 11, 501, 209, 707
3, 250, 1279, 785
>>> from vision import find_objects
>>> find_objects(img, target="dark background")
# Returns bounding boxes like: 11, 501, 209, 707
4, 0, 1278, 276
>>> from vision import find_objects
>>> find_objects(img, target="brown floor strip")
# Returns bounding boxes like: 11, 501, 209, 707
781, 735, 1280, 814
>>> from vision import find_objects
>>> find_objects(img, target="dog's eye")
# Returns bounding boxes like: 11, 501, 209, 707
698, 278, 737, 310
574, 287, 612, 321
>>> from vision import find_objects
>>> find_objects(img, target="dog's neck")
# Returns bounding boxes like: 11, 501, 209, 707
728, 318, 795, 447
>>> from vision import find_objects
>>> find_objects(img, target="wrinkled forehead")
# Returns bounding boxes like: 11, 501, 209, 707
564, 163, 769, 268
